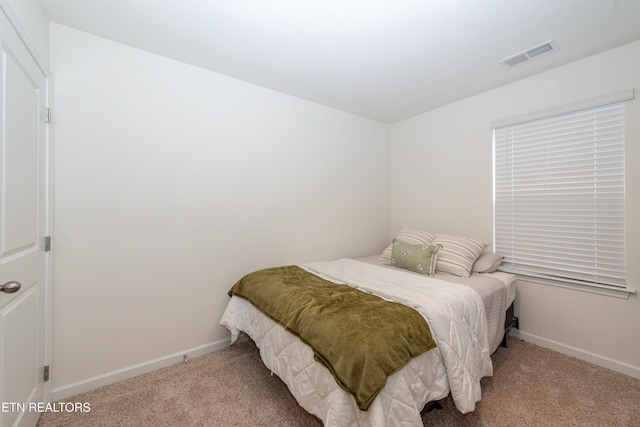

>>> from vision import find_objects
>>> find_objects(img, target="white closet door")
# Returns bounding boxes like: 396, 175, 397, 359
0, 5, 50, 427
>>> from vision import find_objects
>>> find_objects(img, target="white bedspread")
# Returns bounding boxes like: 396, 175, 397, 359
220, 258, 493, 426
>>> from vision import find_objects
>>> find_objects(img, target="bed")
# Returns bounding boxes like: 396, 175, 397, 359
220, 229, 517, 427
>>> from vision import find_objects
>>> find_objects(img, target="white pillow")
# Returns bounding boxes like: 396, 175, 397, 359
380, 226, 436, 261
432, 234, 488, 277
472, 252, 504, 273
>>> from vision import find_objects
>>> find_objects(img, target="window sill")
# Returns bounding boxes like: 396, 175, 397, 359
512, 273, 635, 299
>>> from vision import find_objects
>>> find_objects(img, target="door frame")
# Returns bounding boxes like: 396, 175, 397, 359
0, 0, 52, 405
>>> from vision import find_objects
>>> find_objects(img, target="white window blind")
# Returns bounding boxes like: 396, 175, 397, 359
493, 98, 627, 288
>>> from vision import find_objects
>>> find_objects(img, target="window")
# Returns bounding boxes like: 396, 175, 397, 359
492, 90, 634, 297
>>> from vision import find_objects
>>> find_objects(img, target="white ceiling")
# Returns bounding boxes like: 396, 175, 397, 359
39, 0, 640, 123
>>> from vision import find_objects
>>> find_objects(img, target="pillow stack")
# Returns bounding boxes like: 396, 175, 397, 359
382, 226, 497, 277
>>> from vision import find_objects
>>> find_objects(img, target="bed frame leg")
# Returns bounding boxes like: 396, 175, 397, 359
501, 316, 520, 348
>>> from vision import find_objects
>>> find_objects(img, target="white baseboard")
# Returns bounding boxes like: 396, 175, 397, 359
509, 329, 640, 379
51, 338, 232, 401
53, 330, 639, 402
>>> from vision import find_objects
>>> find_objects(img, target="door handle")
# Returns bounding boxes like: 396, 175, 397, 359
1, 281, 21, 293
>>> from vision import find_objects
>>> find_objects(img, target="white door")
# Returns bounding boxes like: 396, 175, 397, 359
0, 5, 51, 427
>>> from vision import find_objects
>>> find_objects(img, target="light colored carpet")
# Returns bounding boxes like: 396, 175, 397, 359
37, 337, 640, 426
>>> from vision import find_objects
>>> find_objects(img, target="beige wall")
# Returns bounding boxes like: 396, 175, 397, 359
49, 24, 390, 397
389, 40, 640, 376
11, 0, 635, 398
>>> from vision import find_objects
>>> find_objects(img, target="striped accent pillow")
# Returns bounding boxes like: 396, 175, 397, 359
380, 227, 436, 261
432, 234, 488, 277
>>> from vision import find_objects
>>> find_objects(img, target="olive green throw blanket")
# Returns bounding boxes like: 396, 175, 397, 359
228, 265, 437, 410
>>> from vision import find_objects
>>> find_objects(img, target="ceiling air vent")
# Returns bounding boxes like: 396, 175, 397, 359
499, 40, 559, 69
